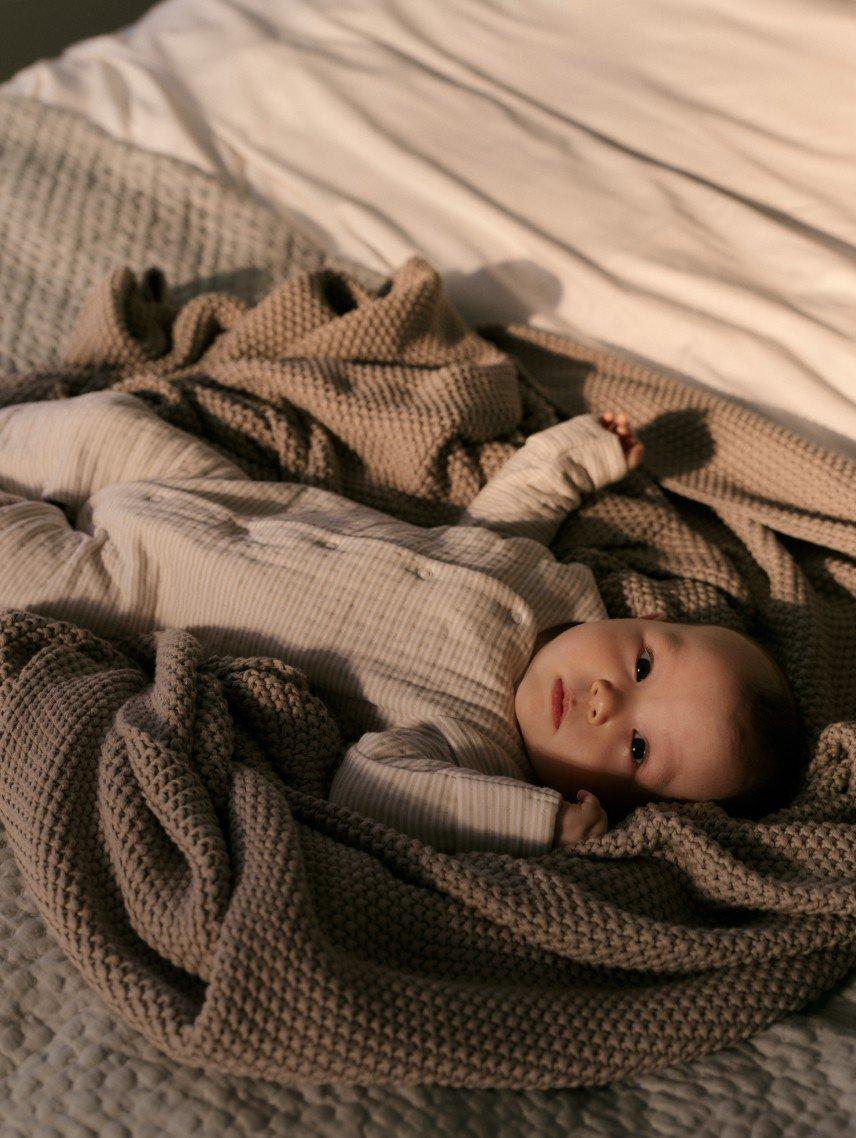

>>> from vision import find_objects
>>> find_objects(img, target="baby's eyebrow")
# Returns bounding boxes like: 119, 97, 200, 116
663, 629, 682, 659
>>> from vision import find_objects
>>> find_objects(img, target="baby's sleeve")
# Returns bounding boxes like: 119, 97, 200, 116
327, 720, 562, 856
458, 413, 628, 546
0, 389, 246, 518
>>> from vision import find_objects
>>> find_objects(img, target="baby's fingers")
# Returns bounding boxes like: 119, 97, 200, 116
576, 790, 609, 837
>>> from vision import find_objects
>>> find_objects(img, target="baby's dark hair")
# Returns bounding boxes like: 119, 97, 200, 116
714, 627, 804, 820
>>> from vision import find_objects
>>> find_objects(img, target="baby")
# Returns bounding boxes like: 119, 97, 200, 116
516, 414, 802, 849
0, 393, 802, 857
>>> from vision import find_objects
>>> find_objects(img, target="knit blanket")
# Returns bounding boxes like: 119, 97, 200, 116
0, 244, 853, 1089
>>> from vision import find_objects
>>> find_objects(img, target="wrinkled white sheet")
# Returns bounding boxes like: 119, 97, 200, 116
4, 0, 856, 458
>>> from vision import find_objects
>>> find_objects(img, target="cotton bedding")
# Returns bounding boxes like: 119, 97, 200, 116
5, 0, 856, 462
1, 21, 855, 1138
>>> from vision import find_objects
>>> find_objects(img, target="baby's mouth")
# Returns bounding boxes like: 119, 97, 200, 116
551, 679, 575, 731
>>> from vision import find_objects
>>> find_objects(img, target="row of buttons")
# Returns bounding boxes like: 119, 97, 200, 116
140, 491, 525, 622
320, 538, 434, 581
313, 539, 438, 583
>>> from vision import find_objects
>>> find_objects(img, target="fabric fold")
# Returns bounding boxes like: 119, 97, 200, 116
55, 256, 552, 526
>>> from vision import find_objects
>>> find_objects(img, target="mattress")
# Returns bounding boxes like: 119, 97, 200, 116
1, 2, 855, 1136
4, 0, 856, 461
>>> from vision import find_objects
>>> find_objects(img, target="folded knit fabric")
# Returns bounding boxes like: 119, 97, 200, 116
0, 255, 853, 1088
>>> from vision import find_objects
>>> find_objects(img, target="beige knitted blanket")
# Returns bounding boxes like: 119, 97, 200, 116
0, 254, 853, 1089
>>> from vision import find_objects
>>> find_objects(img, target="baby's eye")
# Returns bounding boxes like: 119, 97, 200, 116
635, 646, 653, 681
631, 730, 648, 766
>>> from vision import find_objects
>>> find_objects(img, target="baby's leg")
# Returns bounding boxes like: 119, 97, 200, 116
0, 488, 145, 641
0, 389, 246, 520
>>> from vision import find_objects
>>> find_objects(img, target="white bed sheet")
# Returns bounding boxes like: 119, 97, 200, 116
5, 0, 856, 458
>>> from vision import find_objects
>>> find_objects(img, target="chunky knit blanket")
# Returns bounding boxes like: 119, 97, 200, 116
0, 108, 854, 1093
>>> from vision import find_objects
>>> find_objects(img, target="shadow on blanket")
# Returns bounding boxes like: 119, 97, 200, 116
0, 256, 853, 1090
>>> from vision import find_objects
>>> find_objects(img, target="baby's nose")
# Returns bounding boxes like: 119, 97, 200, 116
587, 679, 615, 725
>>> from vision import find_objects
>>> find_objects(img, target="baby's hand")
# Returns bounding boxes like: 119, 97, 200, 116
599, 411, 644, 471
552, 790, 609, 849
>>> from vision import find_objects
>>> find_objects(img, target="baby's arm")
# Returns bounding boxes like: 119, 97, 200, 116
0, 389, 246, 518
328, 720, 563, 856
457, 412, 635, 546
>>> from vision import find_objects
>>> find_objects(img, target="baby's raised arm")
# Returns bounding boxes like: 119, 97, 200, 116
456, 411, 639, 547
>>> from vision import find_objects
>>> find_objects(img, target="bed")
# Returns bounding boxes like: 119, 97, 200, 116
6, 0, 856, 461
1, 1, 854, 1135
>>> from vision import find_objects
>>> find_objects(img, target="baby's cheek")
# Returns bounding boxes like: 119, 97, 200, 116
513, 664, 535, 717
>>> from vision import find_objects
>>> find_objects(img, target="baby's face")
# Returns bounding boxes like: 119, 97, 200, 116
514, 617, 761, 817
